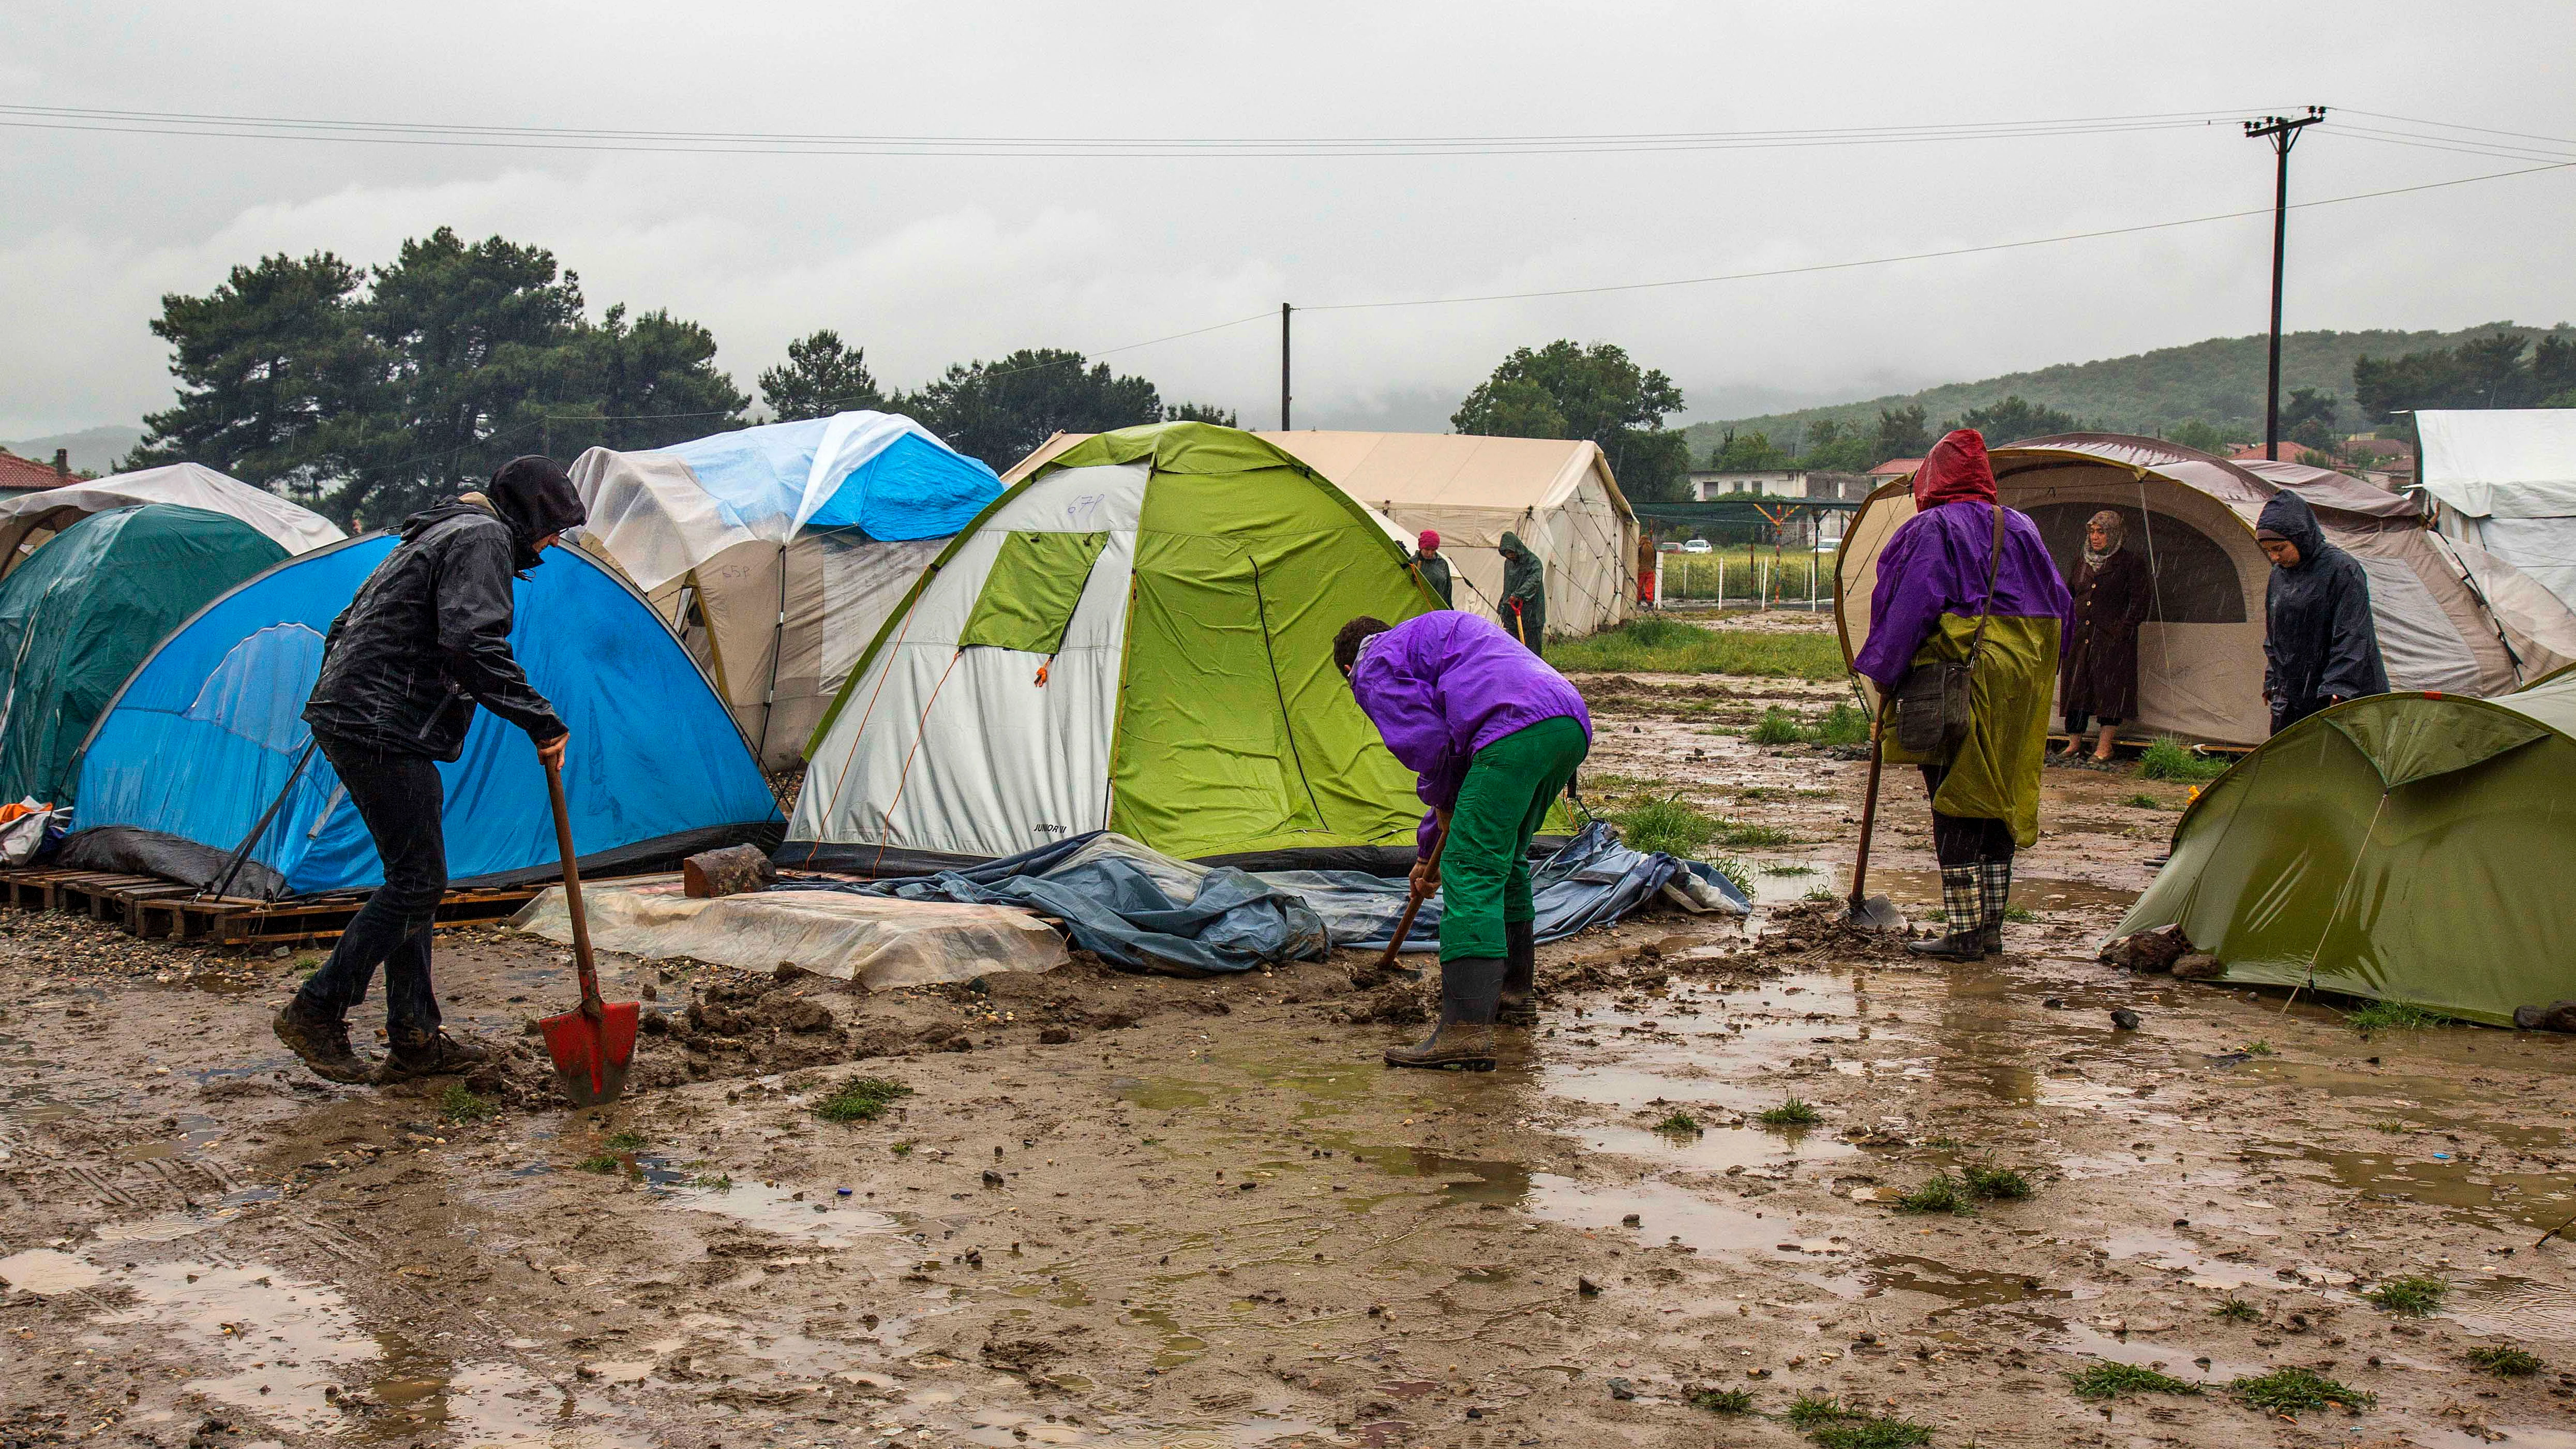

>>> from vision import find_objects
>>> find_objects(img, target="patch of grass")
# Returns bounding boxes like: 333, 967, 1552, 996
1653, 1110, 1701, 1134
575, 1153, 625, 1175
2343, 1000, 2455, 1035
294, 954, 320, 969
1786, 1394, 1854, 1428
815, 1075, 915, 1123
1549, 619, 1847, 681
2240, 1040, 2273, 1056
1809, 1416, 1934, 1448
2227, 1365, 2374, 1415
2123, 793, 2163, 809
1690, 1387, 1754, 1413
1960, 1164, 2034, 1200
890, 1140, 917, 1157
1704, 854, 1756, 898
1737, 786, 1783, 801
1813, 701, 1871, 747
1760, 861, 1818, 876
2361, 1275, 2447, 1317
2001, 905, 2038, 923
2466, 1345, 2543, 1377
1608, 796, 1720, 858
1916, 1135, 1964, 1151
1759, 1097, 1821, 1127
689, 1173, 733, 1190
2212, 1296, 2262, 1322
2140, 735, 2229, 782
602, 1128, 647, 1152
1896, 1173, 1974, 1215
438, 1083, 492, 1124
2372, 1120, 2409, 1133
1803, 886, 1840, 903
1749, 707, 1807, 745
2066, 1362, 2201, 1400
1714, 817, 1795, 848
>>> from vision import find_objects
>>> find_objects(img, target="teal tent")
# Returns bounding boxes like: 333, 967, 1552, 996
0, 505, 286, 807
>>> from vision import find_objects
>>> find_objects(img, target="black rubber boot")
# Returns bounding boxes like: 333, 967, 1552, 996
1385, 957, 1503, 1071
273, 996, 371, 1084
1978, 858, 2012, 954
371, 1027, 493, 1085
1499, 919, 1537, 1027
1906, 865, 1988, 962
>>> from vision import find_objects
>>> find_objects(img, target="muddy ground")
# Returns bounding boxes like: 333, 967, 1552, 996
5, 611, 2576, 1448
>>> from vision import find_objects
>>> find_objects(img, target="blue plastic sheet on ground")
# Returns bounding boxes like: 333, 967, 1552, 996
788, 821, 1744, 975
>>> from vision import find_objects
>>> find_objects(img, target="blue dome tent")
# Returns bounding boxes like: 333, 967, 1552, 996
62, 533, 784, 899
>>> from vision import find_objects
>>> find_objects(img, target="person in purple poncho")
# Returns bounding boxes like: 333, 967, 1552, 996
1336, 610, 1592, 1070
1854, 429, 2072, 962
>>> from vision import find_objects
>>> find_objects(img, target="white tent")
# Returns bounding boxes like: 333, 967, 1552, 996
2415, 409, 2576, 612
568, 412, 1001, 770
1007, 431, 1638, 639
0, 463, 344, 574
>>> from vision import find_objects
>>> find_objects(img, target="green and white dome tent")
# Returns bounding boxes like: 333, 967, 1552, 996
785, 423, 1443, 873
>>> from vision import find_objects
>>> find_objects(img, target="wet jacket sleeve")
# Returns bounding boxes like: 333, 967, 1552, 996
434, 528, 566, 742
1351, 648, 1462, 861
1855, 521, 1939, 692
2260, 578, 2282, 704
2317, 561, 2383, 700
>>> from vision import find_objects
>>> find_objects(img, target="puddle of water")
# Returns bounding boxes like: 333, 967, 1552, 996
0, 1248, 102, 1294
1573, 1119, 1858, 1172
1109, 1077, 1213, 1111
1869, 869, 2139, 912
656, 1181, 903, 1248
1342, 1146, 1531, 1205
2250, 1142, 2576, 1233
1118, 1304, 1210, 1369
2444, 1275, 2576, 1337
1864, 1253, 2070, 1312
1522, 1172, 1856, 1293
101, 1261, 378, 1430
2027, 1318, 2264, 1382
91, 1206, 252, 1245
2098, 1228, 2275, 1289
1544, 970, 1869, 1113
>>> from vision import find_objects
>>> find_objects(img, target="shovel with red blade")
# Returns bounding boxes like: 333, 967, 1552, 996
536, 750, 636, 1107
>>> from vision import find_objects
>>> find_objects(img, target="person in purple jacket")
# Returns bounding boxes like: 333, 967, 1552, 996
1336, 610, 1592, 1070
1854, 429, 2072, 962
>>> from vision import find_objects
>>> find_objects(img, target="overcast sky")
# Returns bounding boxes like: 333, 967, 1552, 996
6, 1, 2573, 443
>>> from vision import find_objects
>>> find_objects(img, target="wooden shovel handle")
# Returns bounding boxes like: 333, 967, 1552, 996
1377, 820, 1450, 969
1849, 696, 1894, 909
542, 750, 602, 1019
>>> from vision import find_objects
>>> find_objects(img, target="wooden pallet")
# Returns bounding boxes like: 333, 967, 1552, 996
0, 866, 563, 947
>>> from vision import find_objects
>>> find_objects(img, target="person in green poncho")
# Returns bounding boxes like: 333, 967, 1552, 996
1499, 531, 1546, 656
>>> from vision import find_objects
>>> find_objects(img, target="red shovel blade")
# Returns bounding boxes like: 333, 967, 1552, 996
540, 1000, 638, 1109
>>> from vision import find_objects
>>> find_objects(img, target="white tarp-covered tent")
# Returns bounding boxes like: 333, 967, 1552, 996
0, 463, 345, 575
1006, 430, 1639, 639
1835, 434, 2576, 746
569, 411, 1002, 769
2415, 409, 2576, 612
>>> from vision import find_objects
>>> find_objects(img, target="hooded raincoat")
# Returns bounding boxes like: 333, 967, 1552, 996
303, 457, 587, 760
1854, 431, 2072, 848
2257, 491, 2387, 733
1499, 532, 1546, 653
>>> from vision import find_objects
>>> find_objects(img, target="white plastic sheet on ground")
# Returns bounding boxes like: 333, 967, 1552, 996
507, 875, 1066, 989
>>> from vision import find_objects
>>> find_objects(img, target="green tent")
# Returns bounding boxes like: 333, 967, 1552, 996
0, 504, 287, 807
2114, 673, 2576, 1024
787, 422, 1442, 867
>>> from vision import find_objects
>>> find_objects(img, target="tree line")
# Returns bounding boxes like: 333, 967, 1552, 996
128, 229, 1235, 528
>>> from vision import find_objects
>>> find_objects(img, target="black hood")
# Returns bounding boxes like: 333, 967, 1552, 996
2255, 490, 2326, 565
487, 455, 587, 569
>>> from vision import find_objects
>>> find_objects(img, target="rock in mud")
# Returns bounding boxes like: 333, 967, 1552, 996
2108, 1007, 2143, 1031
2171, 953, 2224, 980
1342, 986, 1427, 1026
2099, 925, 2190, 973
2513, 1000, 2576, 1033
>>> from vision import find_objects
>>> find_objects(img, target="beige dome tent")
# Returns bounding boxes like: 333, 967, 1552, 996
1834, 434, 2576, 746
1007, 431, 1638, 640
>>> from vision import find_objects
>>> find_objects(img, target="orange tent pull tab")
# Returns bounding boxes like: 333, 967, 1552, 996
1034, 660, 1051, 687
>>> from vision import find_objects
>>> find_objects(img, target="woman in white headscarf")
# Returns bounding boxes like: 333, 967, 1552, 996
2057, 509, 2151, 764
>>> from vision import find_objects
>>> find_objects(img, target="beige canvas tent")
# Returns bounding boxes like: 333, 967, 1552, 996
1006, 431, 1638, 639
1834, 434, 2576, 746
568, 412, 1001, 770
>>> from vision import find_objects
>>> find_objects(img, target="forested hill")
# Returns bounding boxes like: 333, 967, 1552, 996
1685, 320, 2575, 453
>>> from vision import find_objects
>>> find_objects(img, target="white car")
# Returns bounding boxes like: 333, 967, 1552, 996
1680, 538, 1714, 555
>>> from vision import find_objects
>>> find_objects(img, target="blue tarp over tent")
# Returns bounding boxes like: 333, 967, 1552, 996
656, 413, 999, 542
63, 534, 785, 899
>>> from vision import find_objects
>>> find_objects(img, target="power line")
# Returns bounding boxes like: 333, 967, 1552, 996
0, 102, 2273, 160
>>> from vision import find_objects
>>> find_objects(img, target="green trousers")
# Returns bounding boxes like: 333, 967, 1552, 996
1440, 715, 1589, 962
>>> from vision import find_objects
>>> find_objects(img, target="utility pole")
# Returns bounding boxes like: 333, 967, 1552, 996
1280, 303, 1293, 430
2244, 107, 2325, 460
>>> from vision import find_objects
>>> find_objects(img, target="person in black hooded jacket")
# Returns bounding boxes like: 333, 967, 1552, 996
273, 457, 588, 1085
2255, 490, 2388, 734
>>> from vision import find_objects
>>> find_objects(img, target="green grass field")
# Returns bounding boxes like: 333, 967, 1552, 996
1549, 615, 1848, 681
